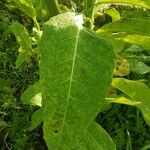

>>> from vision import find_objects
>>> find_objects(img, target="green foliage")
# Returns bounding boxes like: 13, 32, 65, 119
39, 12, 114, 149
21, 81, 41, 106
111, 78, 150, 126
0, 0, 150, 149
13, 0, 39, 29
95, 0, 150, 9
11, 22, 33, 68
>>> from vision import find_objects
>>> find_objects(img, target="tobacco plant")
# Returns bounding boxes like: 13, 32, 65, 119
1, 0, 150, 149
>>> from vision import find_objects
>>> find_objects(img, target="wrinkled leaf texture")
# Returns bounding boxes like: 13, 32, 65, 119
38, 12, 115, 149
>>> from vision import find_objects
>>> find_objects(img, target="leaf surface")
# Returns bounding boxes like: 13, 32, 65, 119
100, 18, 150, 36
11, 22, 32, 68
95, 0, 150, 9
98, 18, 150, 50
21, 81, 41, 106
39, 12, 114, 149
13, 0, 39, 28
111, 78, 150, 126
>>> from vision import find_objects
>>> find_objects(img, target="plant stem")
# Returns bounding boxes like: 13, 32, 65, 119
44, 0, 60, 17
84, 0, 95, 29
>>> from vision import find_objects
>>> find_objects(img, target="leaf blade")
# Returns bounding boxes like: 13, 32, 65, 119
39, 12, 114, 149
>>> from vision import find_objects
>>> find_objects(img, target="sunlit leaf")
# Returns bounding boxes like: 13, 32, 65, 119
13, 0, 39, 29
21, 81, 41, 106
98, 17, 150, 51
105, 8, 120, 22
111, 78, 150, 126
122, 35, 150, 50
95, 0, 150, 9
100, 18, 150, 36
39, 12, 114, 149
11, 22, 32, 68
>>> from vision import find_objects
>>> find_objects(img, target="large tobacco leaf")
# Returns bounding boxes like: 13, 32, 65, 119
39, 12, 114, 149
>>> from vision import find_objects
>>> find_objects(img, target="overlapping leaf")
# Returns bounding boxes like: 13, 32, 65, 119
21, 81, 41, 106
95, 0, 150, 9
13, 0, 39, 29
11, 22, 32, 68
98, 17, 150, 50
38, 12, 115, 149
111, 78, 150, 126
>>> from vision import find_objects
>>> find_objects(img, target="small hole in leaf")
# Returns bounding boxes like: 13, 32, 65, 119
54, 130, 58, 133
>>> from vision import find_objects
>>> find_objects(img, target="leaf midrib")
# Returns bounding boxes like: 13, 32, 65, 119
57, 28, 80, 146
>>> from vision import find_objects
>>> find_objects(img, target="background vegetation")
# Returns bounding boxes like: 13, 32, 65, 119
0, 0, 150, 149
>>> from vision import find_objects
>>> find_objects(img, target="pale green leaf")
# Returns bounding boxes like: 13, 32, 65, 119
111, 78, 150, 126
98, 18, 150, 50
14, 0, 36, 18
95, 0, 150, 9
108, 97, 141, 106
122, 35, 150, 50
11, 22, 32, 68
21, 81, 42, 106
105, 8, 120, 22
39, 12, 114, 149
100, 18, 150, 36
13, 0, 39, 29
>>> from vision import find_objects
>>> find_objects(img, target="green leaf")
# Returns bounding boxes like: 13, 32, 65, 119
105, 8, 120, 22
21, 81, 42, 106
13, 0, 39, 29
87, 122, 116, 150
130, 60, 150, 74
98, 18, 150, 50
0, 120, 10, 128
100, 18, 150, 36
95, 0, 150, 9
111, 78, 150, 126
29, 108, 43, 131
11, 22, 32, 68
140, 144, 150, 150
121, 35, 150, 50
39, 12, 114, 149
